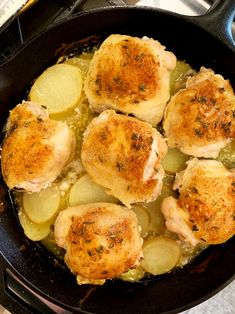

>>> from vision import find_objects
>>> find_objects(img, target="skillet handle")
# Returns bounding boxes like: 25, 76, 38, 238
2, 268, 67, 314
189, 0, 235, 50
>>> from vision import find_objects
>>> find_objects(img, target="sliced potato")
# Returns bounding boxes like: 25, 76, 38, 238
145, 180, 176, 235
132, 205, 150, 238
29, 63, 83, 115
217, 139, 235, 168
162, 148, 189, 174
141, 237, 180, 275
69, 174, 118, 206
119, 266, 145, 282
64, 57, 91, 78
170, 61, 195, 95
18, 209, 51, 241
23, 186, 61, 224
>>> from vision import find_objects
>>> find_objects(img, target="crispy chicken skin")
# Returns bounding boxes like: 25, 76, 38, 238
54, 203, 143, 285
81, 110, 167, 207
161, 159, 235, 246
84, 34, 176, 126
1, 101, 75, 192
163, 67, 235, 158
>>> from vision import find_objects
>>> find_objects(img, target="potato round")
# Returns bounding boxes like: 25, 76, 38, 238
23, 187, 60, 223
161, 148, 189, 174
64, 57, 91, 78
29, 64, 83, 115
145, 181, 176, 235
119, 267, 145, 282
217, 139, 235, 168
141, 237, 180, 275
170, 61, 194, 95
132, 205, 150, 238
18, 210, 51, 241
69, 174, 118, 206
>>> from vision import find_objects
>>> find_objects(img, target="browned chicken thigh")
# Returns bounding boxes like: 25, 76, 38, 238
85, 34, 176, 126
163, 67, 235, 158
1, 101, 75, 192
54, 203, 143, 285
81, 110, 167, 207
161, 159, 235, 246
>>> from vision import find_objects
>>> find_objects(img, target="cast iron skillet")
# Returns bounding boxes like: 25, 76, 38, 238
0, 1, 235, 313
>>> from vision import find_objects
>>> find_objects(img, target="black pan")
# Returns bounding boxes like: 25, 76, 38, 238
0, 1, 234, 313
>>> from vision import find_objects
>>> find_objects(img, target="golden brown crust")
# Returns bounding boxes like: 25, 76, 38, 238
2, 122, 55, 188
1, 102, 75, 191
2, 103, 54, 188
85, 34, 176, 125
87, 37, 158, 107
178, 160, 235, 244
164, 67, 235, 157
54, 203, 143, 282
81, 110, 167, 206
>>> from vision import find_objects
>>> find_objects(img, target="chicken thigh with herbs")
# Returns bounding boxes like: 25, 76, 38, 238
163, 67, 235, 158
1, 101, 75, 192
161, 158, 235, 246
84, 34, 176, 126
81, 110, 167, 207
54, 203, 143, 285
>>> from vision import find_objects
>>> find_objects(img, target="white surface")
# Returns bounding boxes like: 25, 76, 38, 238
0, 0, 27, 28
126, 0, 210, 15
183, 280, 235, 314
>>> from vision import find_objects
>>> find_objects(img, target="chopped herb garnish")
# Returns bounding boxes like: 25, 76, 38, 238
131, 132, 139, 140
135, 53, 144, 61
192, 225, 199, 231
98, 156, 103, 163
197, 96, 207, 104
41, 105, 47, 109
190, 186, 198, 193
139, 83, 146, 92
194, 128, 204, 137
190, 95, 197, 102
219, 87, 225, 93
24, 121, 31, 127
84, 239, 91, 243
210, 98, 216, 105
113, 77, 122, 84
95, 77, 101, 88
116, 162, 124, 171
100, 131, 107, 140
221, 122, 231, 133
96, 245, 104, 253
